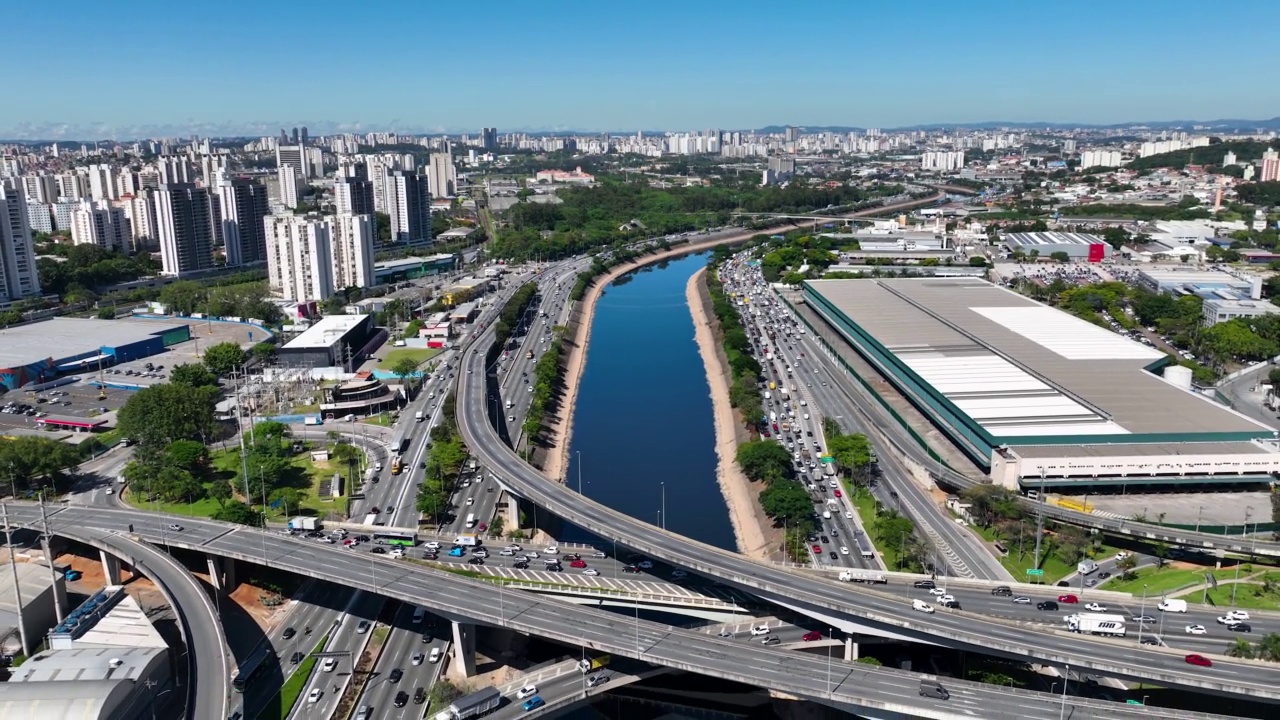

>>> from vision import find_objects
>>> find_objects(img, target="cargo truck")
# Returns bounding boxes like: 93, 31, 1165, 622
1065, 613, 1126, 637
578, 655, 610, 673
303, 415, 322, 426
287, 517, 319, 531
839, 569, 888, 584
432, 686, 501, 720
453, 534, 480, 547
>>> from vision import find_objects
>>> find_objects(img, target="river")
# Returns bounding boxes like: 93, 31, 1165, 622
561, 251, 735, 551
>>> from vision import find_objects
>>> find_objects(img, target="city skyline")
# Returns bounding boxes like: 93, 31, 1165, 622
7, 0, 1280, 140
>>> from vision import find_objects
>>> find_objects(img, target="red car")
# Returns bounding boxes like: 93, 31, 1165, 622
1057, 594, 1079, 604
833, 488, 842, 498
811, 544, 823, 554
1185, 654, 1212, 667
802, 631, 821, 642
569, 559, 587, 568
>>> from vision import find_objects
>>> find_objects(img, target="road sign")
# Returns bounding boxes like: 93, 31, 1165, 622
1025, 569, 1044, 576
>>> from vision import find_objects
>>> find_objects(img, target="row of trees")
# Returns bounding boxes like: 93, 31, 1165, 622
416, 392, 469, 526
493, 283, 539, 350
959, 485, 1098, 569
34, 243, 162, 303
0, 437, 82, 496
158, 279, 283, 326
735, 440, 815, 539
521, 327, 567, 444
704, 265, 763, 430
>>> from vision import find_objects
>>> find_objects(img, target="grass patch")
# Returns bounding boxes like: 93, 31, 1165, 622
275, 634, 329, 719
379, 347, 439, 369
360, 412, 395, 427
849, 486, 912, 570
1105, 566, 1238, 596
969, 523, 1120, 584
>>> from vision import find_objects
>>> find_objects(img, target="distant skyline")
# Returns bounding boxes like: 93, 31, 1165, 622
8, 0, 1280, 140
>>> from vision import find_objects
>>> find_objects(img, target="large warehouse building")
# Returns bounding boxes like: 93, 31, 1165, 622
278, 314, 379, 370
802, 277, 1280, 489
1002, 232, 1111, 261
0, 318, 191, 391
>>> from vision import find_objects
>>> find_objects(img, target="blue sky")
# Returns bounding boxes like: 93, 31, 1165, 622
7, 0, 1280, 138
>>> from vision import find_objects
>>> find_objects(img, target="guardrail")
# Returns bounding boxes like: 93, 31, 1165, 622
505, 581, 747, 609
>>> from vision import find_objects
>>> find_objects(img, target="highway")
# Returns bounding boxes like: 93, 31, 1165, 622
450, 247, 1280, 703
351, 603, 449, 720
12, 504, 1240, 719
288, 590, 385, 720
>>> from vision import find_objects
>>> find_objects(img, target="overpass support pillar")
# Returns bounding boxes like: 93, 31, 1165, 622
501, 492, 520, 534
206, 556, 237, 592
100, 551, 121, 585
448, 621, 477, 680
844, 637, 858, 662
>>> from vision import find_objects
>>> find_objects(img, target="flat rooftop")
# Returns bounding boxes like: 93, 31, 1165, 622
0, 317, 188, 368
805, 278, 1273, 443
282, 314, 368, 350
1004, 232, 1105, 247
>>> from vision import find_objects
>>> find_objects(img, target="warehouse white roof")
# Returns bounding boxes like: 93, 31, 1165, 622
282, 315, 368, 350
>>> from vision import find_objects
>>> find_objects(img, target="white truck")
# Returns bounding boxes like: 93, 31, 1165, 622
1077, 559, 1098, 576
453, 534, 480, 547
839, 569, 888, 584
415, 410, 425, 422
1065, 613, 1126, 637
287, 516, 318, 531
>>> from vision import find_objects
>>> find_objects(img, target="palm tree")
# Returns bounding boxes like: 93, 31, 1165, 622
1256, 633, 1280, 662
1226, 637, 1255, 659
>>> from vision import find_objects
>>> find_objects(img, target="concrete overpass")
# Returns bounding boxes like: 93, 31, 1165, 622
2, 504, 1246, 720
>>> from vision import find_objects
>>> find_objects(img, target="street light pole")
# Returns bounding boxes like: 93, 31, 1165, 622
1138, 585, 1147, 644
577, 451, 583, 494
660, 482, 666, 531
1059, 664, 1069, 720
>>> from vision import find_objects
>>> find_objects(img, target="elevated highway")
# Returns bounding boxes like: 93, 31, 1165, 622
1, 504, 1246, 720
452, 295, 1280, 705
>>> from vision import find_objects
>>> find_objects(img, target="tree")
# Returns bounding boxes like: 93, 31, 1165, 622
390, 356, 420, 389
169, 363, 218, 388
202, 341, 247, 377
856, 656, 883, 666
735, 441, 792, 483
1256, 632, 1280, 662
212, 500, 263, 527
1050, 251, 1070, 263
208, 478, 234, 508
1053, 526, 1089, 565
117, 382, 217, 454
1115, 552, 1139, 581
827, 432, 871, 476
96, 306, 116, 320
759, 482, 815, 529
968, 256, 988, 267
159, 280, 206, 315
164, 439, 209, 478
1226, 637, 1256, 659
0, 437, 81, 495
1152, 541, 1171, 568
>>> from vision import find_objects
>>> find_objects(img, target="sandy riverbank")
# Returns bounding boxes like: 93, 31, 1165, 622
686, 267, 779, 561
540, 234, 756, 484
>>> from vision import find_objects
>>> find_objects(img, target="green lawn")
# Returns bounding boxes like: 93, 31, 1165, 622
1201, 573, 1280, 610
379, 347, 438, 370
849, 486, 914, 570
969, 523, 1120, 584
1104, 566, 1239, 596
274, 634, 329, 719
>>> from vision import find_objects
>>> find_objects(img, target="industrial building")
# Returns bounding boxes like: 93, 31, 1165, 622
4, 586, 171, 720
1135, 268, 1260, 300
372, 253, 458, 283
1001, 232, 1110, 261
0, 563, 65, 656
802, 277, 1280, 489
278, 314, 378, 370
1201, 298, 1280, 325
0, 317, 191, 391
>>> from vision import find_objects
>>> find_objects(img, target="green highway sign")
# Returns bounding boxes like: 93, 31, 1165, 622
1025, 569, 1044, 576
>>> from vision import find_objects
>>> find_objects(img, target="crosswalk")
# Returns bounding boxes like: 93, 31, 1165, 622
472, 565, 751, 602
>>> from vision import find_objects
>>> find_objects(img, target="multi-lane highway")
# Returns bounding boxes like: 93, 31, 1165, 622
10, 504, 1240, 719
287, 590, 384, 720
352, 603, 449, 720
451, 247, 1280, 703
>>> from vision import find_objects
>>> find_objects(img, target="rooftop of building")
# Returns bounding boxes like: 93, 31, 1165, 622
69, 594, 167, 649
1002, 232, 1105, 247
0, 564, 56, 630
0, 317, 188, 369
1137, 268, 1254, 285
8, 645, 165, 684
373, 253, 456, 271
281, 315, 369, 350
804, 277, 1273, 442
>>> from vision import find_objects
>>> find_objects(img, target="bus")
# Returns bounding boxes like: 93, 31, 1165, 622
390, 456, 403, 475
232, 648, 276, 693
373, 530, 416, 547
363, 513, 383, 526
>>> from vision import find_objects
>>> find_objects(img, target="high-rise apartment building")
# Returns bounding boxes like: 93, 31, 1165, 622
1261, 149, 1280, 183
482, 127, 498, 151
155, 184, 214, 276
276, 144, 313, 179
266, 214, 334, 301
156, 157, 192, 185
1079, 149, 1123, 169
784, 126, 798, 143
87, 164, 118, 201
56, 173, 87, 200
0, 181, 41, 303
217, 175, 271, 266
71, 200, 130, 253
334, 161, 375, 215
428, 150, 456, 198
118, 191, 158, 252
920, 150, 965, 172
329, 213, 376, 291
26, 203, 53, 234
20, 174, 58, 205
385, 170, 431, 245
277, 165, 300, 210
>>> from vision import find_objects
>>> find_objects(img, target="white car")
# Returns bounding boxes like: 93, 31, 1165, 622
499, 548, 514, 556
516, 684, 538, 700
322, 658, 337, 672
1085, 603, 1107, 612
424, 541, 441, 550
308, 688, 323, 704
411, 652, 424, 666
583, 568, 600, 576
840, 546, 849, 555
429, 647, 442, 663
1224, 610, 1250, 621
1012, 596, 1032, 604
506, 544, 523, 552
1185, 624, 1207, 635
912, 599, 935, 614
750, 625, 770, 636
1217, 615, 1243, 626
525, 552, 539, 559
928, 587, 947, 596
545, 546, 559, 554
937, 594, 956, 605
466, 497, 474, 506
844, 511, 853, 519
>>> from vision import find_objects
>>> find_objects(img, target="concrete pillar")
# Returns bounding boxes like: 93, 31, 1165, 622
206, 556, 237, 592
448, 620, 477, 679
501, 492, 520, 535
844, 637, 857, 662
223, 556, 236, 589
206, 557, 223, 592
100, 551, 121, 585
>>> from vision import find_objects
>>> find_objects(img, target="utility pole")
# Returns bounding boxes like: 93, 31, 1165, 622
1033, 471, 1046, 572
2, 504, 32, 656
38, 490, 64, 623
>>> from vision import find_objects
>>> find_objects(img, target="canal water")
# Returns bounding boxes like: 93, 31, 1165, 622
561, 251, 736, 550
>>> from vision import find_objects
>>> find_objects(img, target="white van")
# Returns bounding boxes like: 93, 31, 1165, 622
1157, 599, 1188, 613
822, 510, 832, 520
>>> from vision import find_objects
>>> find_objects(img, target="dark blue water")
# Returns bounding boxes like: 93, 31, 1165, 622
562, 252, 735, 550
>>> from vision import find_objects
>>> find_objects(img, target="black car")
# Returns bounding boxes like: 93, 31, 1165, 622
290, 651, 304, 664
371, 547, 388, 555
828, 551, 838, 560
282, 627, 296, 639
1056, 580, 1070, 587
468, 557, 485, 565
414, 687, 427, 704
1037, 601, 1059, 611
421, 632, 432, 643
513, 561, 529, 569
942, 599, 961, 609
389, 668, 403, 683
1228, 623, 1253, 633
990, 586, 1011, 596
356, 535, 371, 542
394, 690, 409, 707
913, 580, 936, 590
806, 533, 818, 543
820, 535, 830, 544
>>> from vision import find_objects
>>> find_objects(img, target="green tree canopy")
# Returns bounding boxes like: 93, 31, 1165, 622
735, 440, 793, 484
117, 382, 217, 454
202, 341, 247, 377
212, 500, 262, 527
169, 363, 219, 388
